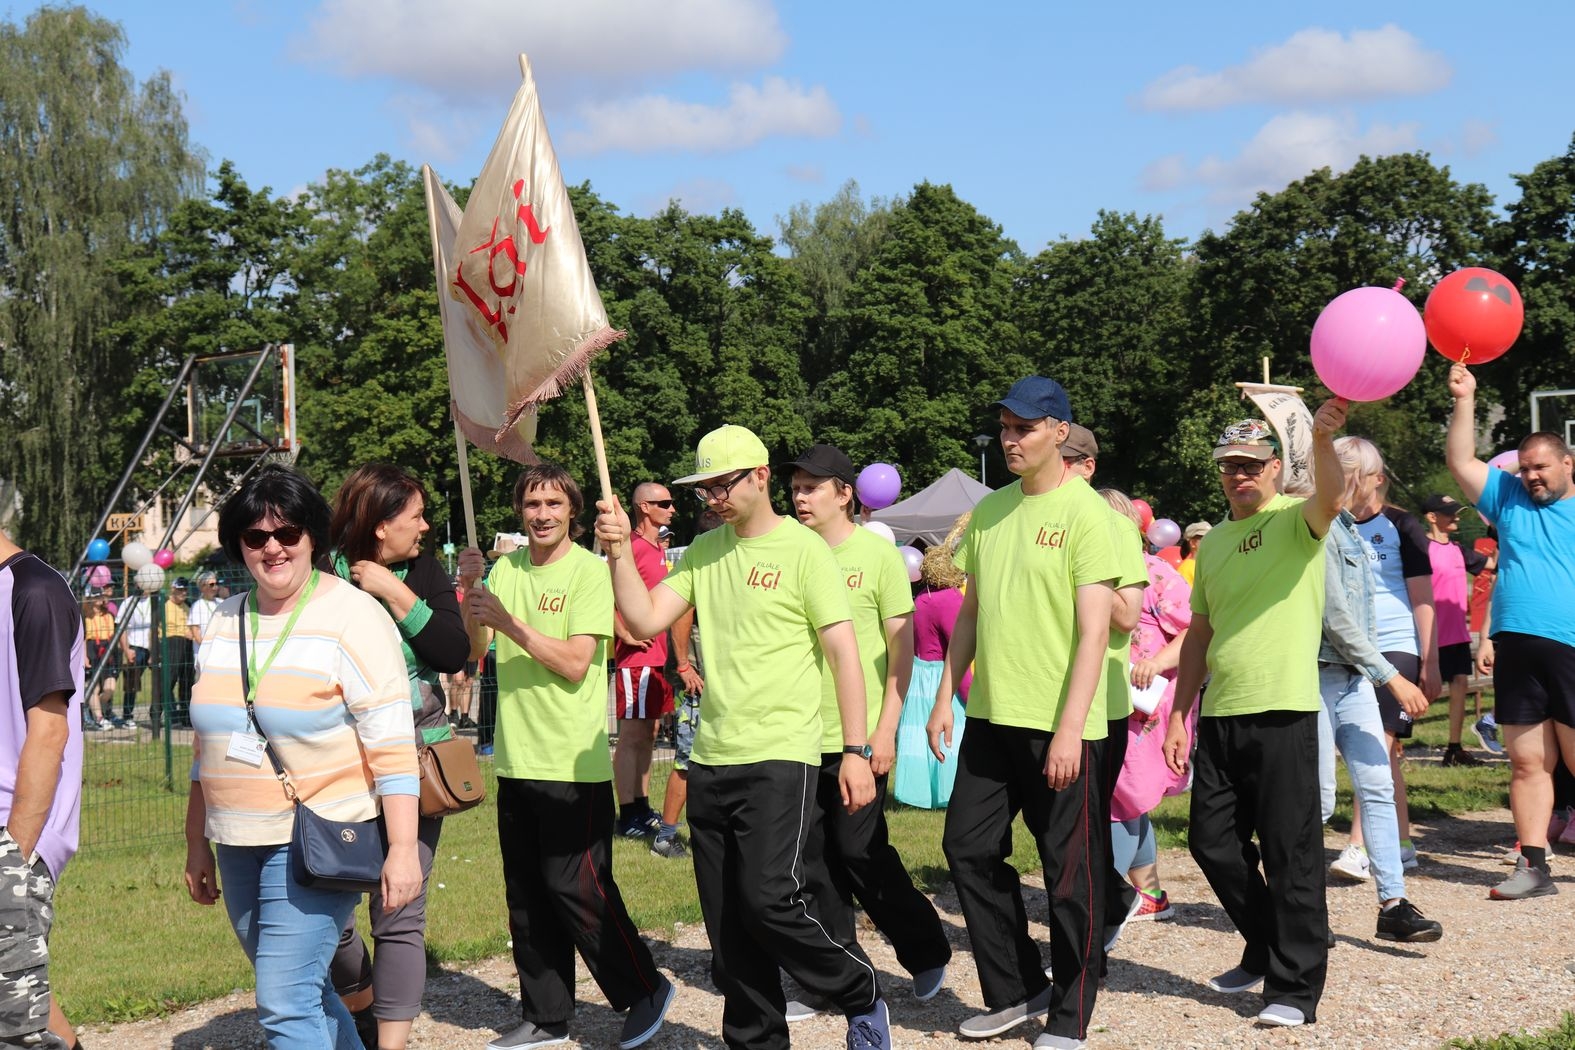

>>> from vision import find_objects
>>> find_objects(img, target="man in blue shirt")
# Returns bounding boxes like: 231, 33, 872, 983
1446, 363, 1575, 900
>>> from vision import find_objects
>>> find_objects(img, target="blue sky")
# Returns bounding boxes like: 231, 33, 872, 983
92, 1, 1575, 252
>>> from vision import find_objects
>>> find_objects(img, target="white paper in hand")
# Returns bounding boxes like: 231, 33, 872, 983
1129, 667, 1168, 716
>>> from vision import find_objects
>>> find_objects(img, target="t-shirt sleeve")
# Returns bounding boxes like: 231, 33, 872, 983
1476, 469, 1518, 522
1114, 519, 1148, 591
660, 546, 696, 605
874, 543, 916, 620
954, 517, 979, 577
567, 557, 614, 639
801, 539, 853, 630
1462, 543, 1490, 575
1070, 502, 1120, 587
1387, 507, 1433, 579
13, 561, 82, 710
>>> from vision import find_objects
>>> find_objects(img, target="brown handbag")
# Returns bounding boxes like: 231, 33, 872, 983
418, 735, 486, 817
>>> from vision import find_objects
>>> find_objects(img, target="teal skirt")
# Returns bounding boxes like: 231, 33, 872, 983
893, 657, 966, 809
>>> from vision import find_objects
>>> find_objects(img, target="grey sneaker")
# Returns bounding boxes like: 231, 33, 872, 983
1206, 966, 1264, 994
912, 964, 946, 1001
958, 986, 1051, 1039
1473, 714, 1503, 754
649, 836, 689, 860
1256, 1004, 1306, 1027
1033, 1036, 1087, 1050
785, 999, 822, 1023
1490, 857, 1558, 900
619, 974, 675, 1049
486, 1019, 570, 1049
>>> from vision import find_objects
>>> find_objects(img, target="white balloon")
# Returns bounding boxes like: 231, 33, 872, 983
863, 521, 897, 544
122, 541, 153, 571
134, 563, 165, 594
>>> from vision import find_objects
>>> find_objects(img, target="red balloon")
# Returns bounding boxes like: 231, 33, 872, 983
1423, 267, 1523, 364
1131, 499, 1154, 532
1155, 545, 1183, 568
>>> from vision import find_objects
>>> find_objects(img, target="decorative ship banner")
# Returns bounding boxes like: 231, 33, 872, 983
1242, 384, 1315, 495
449, 54, 624, 448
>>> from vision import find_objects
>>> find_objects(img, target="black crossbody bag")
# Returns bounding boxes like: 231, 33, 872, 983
240, 609, 387, 893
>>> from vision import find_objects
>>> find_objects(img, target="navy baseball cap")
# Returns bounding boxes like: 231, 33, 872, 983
990, 376, 1073, 422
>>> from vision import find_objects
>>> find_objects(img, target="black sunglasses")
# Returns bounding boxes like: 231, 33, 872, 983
1217, 461, 1268, 477
240, 524, 307, 550
692, 470, 753, 504
643, 499, 675, 509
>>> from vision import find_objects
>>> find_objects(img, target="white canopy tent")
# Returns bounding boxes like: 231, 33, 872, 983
869, 467, 992, 546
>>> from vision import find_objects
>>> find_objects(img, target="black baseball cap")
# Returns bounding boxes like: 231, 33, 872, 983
783, 444, 857, 486
990, 375, 1073, 422
1421, 494, 1463, 515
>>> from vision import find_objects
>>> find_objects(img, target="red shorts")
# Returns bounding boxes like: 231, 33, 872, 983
613, 665, 674, 720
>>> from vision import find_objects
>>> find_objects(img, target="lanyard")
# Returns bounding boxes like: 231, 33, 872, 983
245, 569, 320, 713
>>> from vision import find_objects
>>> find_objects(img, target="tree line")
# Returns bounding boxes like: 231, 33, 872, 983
3, 7, 1573, 566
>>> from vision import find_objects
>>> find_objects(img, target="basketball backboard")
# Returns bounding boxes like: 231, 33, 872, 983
181, 345, 296, 459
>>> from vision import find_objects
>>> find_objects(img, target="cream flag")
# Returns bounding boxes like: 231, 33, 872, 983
450, 54, 623, 446
1243, 384, 1316, 494
422, 164, 537, 463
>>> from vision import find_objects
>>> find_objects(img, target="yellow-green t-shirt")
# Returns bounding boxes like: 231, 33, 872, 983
1101, 512, 1150, 724
489, 545, 614, 782
818, 526, 916, 753
1191, 494, 1326, 717
954, 477, 1120, 739
661, 516, 852, 766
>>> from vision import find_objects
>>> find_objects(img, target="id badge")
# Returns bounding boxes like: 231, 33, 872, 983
226, 732, 268, 767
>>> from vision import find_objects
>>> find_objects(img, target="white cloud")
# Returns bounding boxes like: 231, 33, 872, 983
1137, 25, 1451, 111
295, 0, 786, 103
1459, 118, 1499, 157
784, 163, 824, 183
562, 78, 840, 155
1145, 112, 1422, 201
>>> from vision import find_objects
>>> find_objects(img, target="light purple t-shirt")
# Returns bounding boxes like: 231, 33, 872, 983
0, 551, 85, 879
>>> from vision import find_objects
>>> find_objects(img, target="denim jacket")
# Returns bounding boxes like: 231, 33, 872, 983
1317, 509, 1399, 685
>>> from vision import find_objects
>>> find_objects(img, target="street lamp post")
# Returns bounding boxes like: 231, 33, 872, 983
973, 434, 992, 486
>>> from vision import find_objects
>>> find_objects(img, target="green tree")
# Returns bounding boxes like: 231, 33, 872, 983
1485, 134, 1575, 443
0, 6, 202, 564
816, 182, 1029, 494
1014, 211, 1191, 502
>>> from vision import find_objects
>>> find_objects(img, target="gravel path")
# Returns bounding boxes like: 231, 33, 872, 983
92, 808, 1571, 1048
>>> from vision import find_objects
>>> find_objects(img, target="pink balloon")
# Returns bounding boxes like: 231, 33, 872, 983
88, 565, 112, 588
1487, 449, 1519, 473
1310, 285, 1426, 402
897, 545, 924, 583
1131, 499, 1154, 532
856, 463, 902, 510
1146, 518, 1182, 549
153, 548, 175, 569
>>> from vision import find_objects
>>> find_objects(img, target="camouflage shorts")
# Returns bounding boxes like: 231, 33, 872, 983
0, 833, 65, 1048
673, 692, 702, 773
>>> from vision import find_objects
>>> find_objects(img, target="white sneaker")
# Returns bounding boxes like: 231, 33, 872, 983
1329, 844, 1371, 881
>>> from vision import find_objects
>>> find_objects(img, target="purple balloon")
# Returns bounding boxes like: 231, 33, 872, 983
856, 463, 902, 510
1146, 518, 1181, 549
1487, 449, 1519, 473
1310, 286, 1426, 402
898, 545, 924, 583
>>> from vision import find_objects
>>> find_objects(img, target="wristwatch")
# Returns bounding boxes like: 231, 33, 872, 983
843, 744, 873, 760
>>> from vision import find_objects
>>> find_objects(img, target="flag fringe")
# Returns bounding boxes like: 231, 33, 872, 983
455, 401, 539, 465
495, 326, 626, 440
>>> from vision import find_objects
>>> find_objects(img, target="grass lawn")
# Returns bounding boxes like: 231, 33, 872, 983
53, 701, 1510, 1025
1449, 1013, 1575, 1049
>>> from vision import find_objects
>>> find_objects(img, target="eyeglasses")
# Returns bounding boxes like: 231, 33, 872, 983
692, 470, 752, 504
1217, 460, 1268, 477
240, 524, 306, 550
642, 499, 674, 509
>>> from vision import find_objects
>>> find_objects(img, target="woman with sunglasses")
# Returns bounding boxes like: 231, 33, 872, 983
183, 464, 422, 1050
324, 464, 469, 1050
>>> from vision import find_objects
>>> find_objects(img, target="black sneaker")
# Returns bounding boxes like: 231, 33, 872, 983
1376, 899, 1444, 942
351, 1005, 378, 1050
618, 814, 653, 839
619, 974, 675, 1049
1440, 746, 1482, 767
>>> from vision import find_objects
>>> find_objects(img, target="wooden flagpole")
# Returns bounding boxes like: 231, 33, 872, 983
582, 371, 614, 508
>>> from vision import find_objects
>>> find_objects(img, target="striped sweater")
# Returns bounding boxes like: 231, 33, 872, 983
190, 573, 419, 846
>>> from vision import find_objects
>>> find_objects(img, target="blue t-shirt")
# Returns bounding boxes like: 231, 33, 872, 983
1352, 506, 1431, 655
1477, 470, 1575, 648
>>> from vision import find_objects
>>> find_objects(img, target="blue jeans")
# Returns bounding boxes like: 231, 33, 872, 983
1316, 666, 1405, 903
1110, 815, 1156, 875
216, 844, 362, 1050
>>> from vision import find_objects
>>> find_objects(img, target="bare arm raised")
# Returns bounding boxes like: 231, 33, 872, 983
1446, 364, 1491, 505
1302, 397, 1348, 539
595, 496, 693, 638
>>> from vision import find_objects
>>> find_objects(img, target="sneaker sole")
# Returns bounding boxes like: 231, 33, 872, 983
1490, 883, 1559, 901
487, 1035, 568, 1050
1207, 975, 1264, 994
619, 981, 676, 1049
1329, 864, 1371, 882
1377, 927, 1444, 943
1131, 906, 1174, 922
1256, 1014, 1305, 1028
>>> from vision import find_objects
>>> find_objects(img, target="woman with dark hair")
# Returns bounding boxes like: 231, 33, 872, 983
324, 464, 469, 1050
183, 463, 422, 1050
